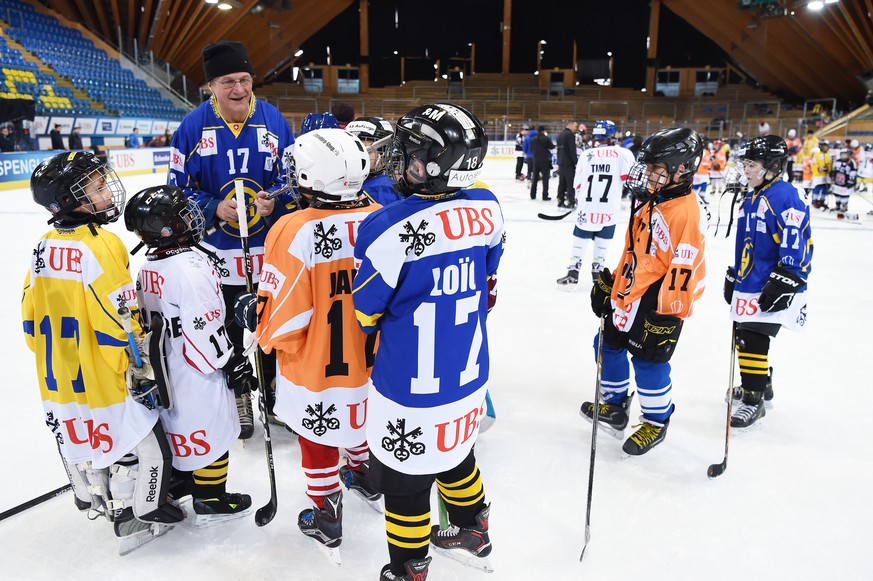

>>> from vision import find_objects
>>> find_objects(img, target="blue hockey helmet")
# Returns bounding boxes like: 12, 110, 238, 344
593, 120, 617, 141
300, 112, 339, 135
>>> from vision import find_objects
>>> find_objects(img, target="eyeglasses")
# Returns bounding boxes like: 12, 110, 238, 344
214, 77, 253, 89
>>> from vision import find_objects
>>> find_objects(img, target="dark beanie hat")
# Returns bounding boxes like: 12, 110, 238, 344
330, 102, 355, 125
202, 41, 254, 82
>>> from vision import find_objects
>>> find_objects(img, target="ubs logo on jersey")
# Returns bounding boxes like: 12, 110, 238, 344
167, 430, 211, 457
115, 288, 138, 310
199, 130, 217, 156
314, 222, 343, 258
301, 402, 340, 436
259, 263, 284, 297
588, 212, 613, 225
382, 418, 426, 462
48, 246, 83, 274
435, 206, 495, 240
140, 269, 164, 298
435, 400, 486, 452
400, 220, 436, 256
63, 418, 113, 453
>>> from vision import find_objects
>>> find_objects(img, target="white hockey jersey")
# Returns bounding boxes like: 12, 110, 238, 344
573, 145, 636, 231
135, 248, 240, 471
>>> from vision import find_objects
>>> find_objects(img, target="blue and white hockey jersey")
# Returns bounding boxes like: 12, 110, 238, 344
363, 173, 404, 207
729, 179, 813, 330
353, 188, 505, 474
168, 96, 295, 285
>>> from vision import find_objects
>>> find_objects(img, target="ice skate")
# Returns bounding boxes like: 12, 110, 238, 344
380, 557, 432, 580
192, 492, 253, 528
339, 462, 383, 513
114, 507, 175, 556
622, 417, 669, 456
580, 392, 634, 439
591, 261, 604, 283
298, 491, 342, 566
430, 504, 493, 573
236, 392, 254, 439
727, 367, 774, 409
730, 397, 765, 433
556, 262, 581, 288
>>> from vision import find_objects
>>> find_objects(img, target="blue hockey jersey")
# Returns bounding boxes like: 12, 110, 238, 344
729, 179, 813, 330
363, 173, 403, 207
168, 96, 295, 285
353, 188, 505, 474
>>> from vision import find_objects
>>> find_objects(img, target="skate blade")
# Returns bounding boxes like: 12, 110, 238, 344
579, 410, 625, 440
313, 540, 342, 566
730, 419, 765, 437
117, 523, 174, 556
431, 545, 494, 573
350, 490, 384, 514
192, 505, 254, 528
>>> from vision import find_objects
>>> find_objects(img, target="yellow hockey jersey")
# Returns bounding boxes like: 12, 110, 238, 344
22, 224, 159, 469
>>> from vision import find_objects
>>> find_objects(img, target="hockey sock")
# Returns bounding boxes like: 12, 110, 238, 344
299, 436, 341, 509
192, 452, 229, 500
344, 442, 369, 471
598, 339, 631, 403
592, 236, 610, 268
570, 231, 591, 268
737, 328, 770, 392
435, 452, 485, 528
631, 358, 673, 423
384, 491, 431, 576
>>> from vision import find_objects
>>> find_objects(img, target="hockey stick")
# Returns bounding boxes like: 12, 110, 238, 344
0, 484, 71, 521
235, 180, 278, 526
580, 315, 605, 562
707, 323, 737, 479
537, 210, 573, 221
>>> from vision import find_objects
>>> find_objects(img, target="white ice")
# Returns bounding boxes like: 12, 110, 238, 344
1, 159, 871, 581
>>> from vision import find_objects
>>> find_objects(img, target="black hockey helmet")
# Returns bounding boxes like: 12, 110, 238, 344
626, 127, 703, 200
31, 151, 125, 224
739, 135, 789, 176
388, 103, 487, 196
124, 185, 205, 249
345, 116, 395, 177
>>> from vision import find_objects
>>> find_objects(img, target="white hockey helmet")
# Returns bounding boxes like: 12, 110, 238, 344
787, 128, 796, 138
290, 128, 370, 204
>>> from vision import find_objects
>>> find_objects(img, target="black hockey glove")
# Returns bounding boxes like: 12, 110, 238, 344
758, 264, 806, 313
723, 267, 736, 305
487, 274, 498, 313
590, 268, 614, 317
222, 352, 255, 397
635, 312, 683, 363
233, 291, 258, 332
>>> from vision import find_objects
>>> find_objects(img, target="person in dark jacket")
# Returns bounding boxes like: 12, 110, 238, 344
514, 125, 529, 180
556, 121, 579, 208
0, 126, 14, 152
523, 126, 537, 182
530, 125, 555, 200
49, 124, 65, 150
68, 126, 83, 150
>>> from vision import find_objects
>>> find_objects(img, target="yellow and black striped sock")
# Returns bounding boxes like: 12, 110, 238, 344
384, 493, 430, 574
192, 452, 229, 500
436, 464, 485, 527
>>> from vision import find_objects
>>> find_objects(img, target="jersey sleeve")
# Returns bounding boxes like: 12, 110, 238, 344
176, 265, 234, 373
256, 216, 314, 355
168, 117, 218, 225
352, 212, 394, 335
769, 186, 813, 278
21, 270, 35, 353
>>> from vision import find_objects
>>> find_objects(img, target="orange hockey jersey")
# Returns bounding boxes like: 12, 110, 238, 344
610, 192, 707, 332
256, 202, 381, 446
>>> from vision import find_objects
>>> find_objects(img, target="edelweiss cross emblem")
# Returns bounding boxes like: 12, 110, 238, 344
33, 242, 46, 274
314, 222, 342, 258
399, 220, 436, 256
382, 418, 426, 462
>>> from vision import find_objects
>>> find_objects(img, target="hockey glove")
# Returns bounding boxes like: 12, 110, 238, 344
233, 291, 258, 332
758, 264, 806, 313
487, 274, 498, 313
222, 351, 255, 397
590, 268, 614, 317
636, 312, 683, 363
723, 267, 736, 305
125, 336, 159, 409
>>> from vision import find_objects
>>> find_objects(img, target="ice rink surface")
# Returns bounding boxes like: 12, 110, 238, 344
1, 159, 871, 580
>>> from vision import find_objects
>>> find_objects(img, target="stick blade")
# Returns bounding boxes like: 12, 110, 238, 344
707, 462, 727, 479
255, 501, 277, 527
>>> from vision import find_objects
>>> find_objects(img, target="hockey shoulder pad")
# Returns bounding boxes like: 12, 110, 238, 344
148, 313, 175, 410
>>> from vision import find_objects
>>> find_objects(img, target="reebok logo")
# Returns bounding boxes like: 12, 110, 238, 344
146, 466, 160, 503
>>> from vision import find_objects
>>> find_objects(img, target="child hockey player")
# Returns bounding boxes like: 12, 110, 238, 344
830, 147, 858, 217
124, 185, 254, 526
556, 120, 635, 286
345, 116, 402, 207
810, 141, 832, 208
23, 152, 183, 555
723, 135, 813, 429
353, 103, 505, 580
237, 128, 382, 564
583, 128, 707, 455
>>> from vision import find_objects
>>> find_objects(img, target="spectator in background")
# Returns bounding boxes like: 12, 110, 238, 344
68, 126, 83, 150
514, 125, 529, 180
523, 125, 537, 182
50, 123, 65, 150
146, 134, 167, 147
0, 126, 14, 152
530, 125, 555, 201
784, 128, 801, 181
330, 102, 355, 128
758, 120, 771, 136
556, 120, 579, 208
128, 127, 142, 148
